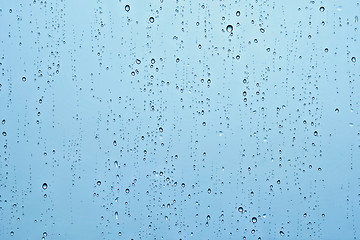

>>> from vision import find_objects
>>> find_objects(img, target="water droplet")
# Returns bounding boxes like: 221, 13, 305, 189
125, 5, 130, 12
149, 17, 154, 23
238, 207, 244, 213
207, 188, 211, 194
236, 11, 240, 16
319, 6, 325, 12
335, 108, 339, 113
115, 211, 118, 219
22, 76, 26, 81
351, 57, 356, 63
280, 231, 285, 236
42, 183, 48, 190
226, 25, 233, 33
252, 217, 257, 223
159, 127, 163, 133
97, 181, 101, 186
125, 188, 130, 193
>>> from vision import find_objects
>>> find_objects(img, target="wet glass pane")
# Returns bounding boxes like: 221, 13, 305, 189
1, 0, 359, 239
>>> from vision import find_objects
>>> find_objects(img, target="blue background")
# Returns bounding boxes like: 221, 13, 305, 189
0, 0, 359, 239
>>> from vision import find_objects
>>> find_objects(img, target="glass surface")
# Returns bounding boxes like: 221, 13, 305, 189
0, 0, 359, 239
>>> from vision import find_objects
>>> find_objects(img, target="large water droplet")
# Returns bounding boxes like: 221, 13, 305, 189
226, 25, 233, 33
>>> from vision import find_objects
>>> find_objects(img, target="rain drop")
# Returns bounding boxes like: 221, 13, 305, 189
226, 25, 233, 33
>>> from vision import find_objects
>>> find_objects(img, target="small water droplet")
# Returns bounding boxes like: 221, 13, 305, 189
125, 5, 130, 12
226, 25, 233, 33
351, 57, 356, 63
42, 183, 48, 190
149, 17, 154, 23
